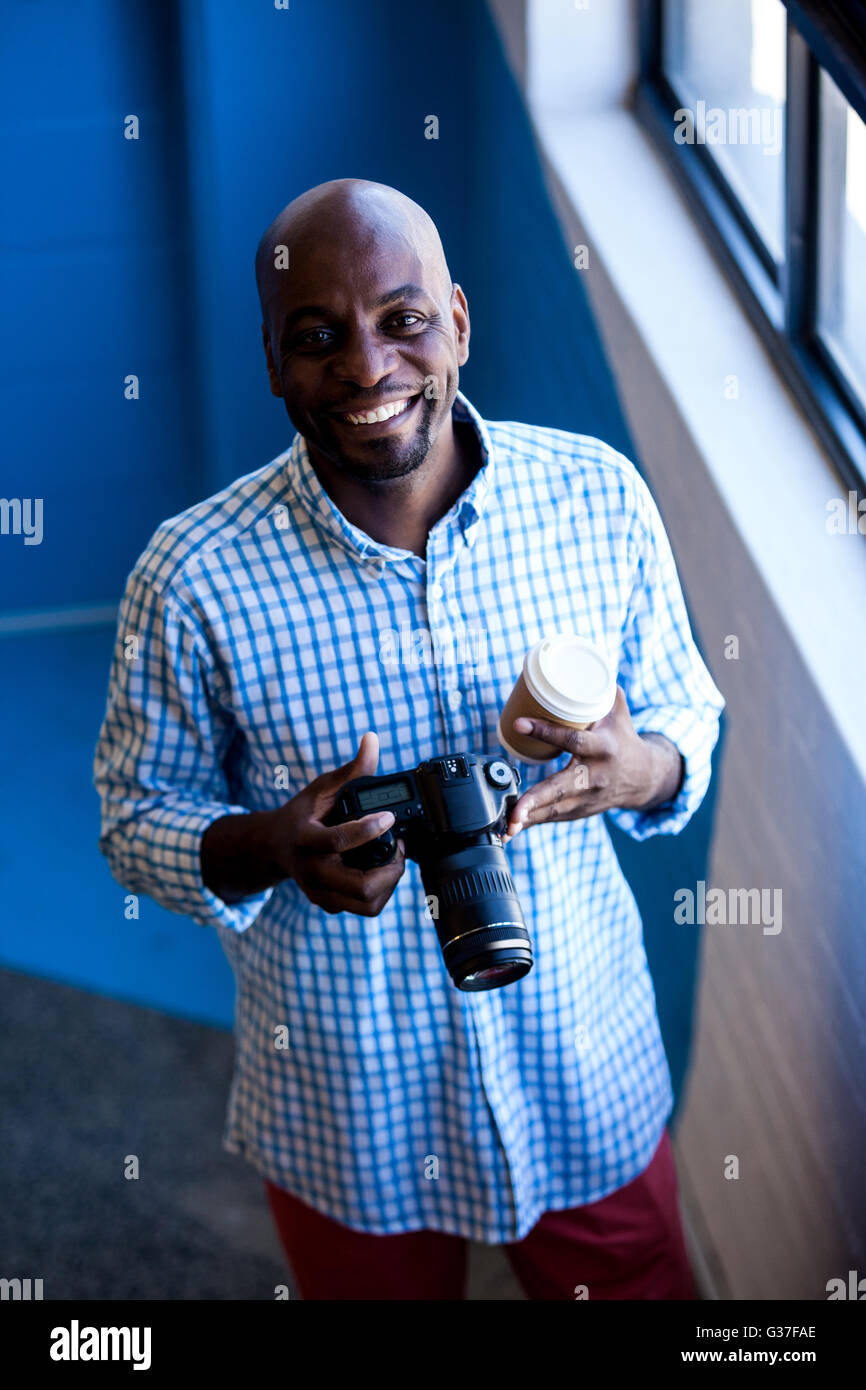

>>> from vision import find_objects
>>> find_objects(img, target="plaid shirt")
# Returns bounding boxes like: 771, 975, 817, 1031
93, 390, 724, 1242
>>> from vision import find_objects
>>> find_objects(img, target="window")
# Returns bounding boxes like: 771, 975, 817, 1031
637, 0, 866, 499
816, 69, 866, 407
664, 0, 787, 263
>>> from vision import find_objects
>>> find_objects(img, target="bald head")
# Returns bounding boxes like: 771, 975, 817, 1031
256, 179, 453, 323
254, 177, 470, 486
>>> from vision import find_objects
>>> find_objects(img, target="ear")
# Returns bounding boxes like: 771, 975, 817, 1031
262, 322, 283, 397
450, 284, 470, 367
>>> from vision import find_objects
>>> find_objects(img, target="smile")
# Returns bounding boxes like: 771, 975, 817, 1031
340, 395, 418, 426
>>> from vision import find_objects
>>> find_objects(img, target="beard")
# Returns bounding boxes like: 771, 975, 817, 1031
313, 397, 437, 484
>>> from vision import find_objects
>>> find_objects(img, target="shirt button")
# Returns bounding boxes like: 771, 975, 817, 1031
447, 688, 463, 709
430, 582, 444, 601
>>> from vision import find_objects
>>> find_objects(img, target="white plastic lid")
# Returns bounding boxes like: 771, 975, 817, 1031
524, 634, 616, 724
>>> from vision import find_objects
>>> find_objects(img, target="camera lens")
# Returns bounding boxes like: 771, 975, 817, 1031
420, 840, 533, 991
461, 961, 524, 987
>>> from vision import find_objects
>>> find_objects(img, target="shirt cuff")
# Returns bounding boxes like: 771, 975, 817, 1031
607, 706, 718, 841
103, 804, 275, 933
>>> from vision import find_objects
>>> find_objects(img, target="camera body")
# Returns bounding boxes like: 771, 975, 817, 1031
327, 753, 533, 992
331, 753, 520, 870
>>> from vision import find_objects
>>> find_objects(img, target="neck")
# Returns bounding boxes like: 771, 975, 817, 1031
307, 414, 480, 558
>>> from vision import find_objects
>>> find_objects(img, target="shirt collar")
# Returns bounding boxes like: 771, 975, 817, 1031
284, 389, 496, 563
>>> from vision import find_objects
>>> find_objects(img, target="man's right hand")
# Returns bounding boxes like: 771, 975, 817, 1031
201, 731, 407, 914
266, 731, 407, 916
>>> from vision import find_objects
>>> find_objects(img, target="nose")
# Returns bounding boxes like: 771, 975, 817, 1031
330, 324, 396, 387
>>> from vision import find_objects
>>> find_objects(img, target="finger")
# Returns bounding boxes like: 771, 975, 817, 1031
510, 795, 584, 830
309, 730, 381, 805
303, 838, 405, 888
332, 849, 406, 900
306, 886, 384, 917
300, 864, 387, 914
303, 849, 405, 913
602, 684, 628, 723
510, 716, 608, 760
304, 809, 396, 857
509, 764, 597, 825
510, 791, 606, 835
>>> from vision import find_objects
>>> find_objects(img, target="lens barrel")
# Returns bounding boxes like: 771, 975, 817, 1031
420, 839, 533, 991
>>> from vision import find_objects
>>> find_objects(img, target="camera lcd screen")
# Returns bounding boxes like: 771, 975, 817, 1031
357, 779, 412, 811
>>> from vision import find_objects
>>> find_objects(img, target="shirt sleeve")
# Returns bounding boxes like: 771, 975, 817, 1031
93, 566, 275, 931
606, 470, 725, 842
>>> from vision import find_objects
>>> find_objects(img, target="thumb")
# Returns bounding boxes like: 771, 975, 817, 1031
348, 730, 380, 781
313, 731, 380, 804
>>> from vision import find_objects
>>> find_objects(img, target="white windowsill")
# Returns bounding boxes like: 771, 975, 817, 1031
531, 104, 866, 783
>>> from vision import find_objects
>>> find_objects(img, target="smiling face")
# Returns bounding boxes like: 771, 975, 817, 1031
257, 183, 470, 484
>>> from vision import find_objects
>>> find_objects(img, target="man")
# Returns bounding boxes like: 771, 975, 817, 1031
94, 178, 725, 1301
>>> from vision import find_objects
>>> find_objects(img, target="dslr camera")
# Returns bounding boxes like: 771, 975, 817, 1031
327, 753, 533, 992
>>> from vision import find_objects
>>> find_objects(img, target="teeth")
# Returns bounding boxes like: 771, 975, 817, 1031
344, 397, 412, 425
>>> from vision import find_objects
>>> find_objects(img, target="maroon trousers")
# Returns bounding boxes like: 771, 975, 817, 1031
264, 1127, 696, 1300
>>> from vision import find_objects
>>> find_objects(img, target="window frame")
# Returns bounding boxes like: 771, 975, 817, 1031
635, 0, 866, 501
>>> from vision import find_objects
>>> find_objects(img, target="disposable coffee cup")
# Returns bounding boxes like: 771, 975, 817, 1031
497, 634, 617, 764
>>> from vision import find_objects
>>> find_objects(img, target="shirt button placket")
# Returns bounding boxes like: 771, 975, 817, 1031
427, 550, 463, 730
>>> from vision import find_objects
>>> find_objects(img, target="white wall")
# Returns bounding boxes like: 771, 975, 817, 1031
493, 0, 866, 1300
527, 0, 635, 114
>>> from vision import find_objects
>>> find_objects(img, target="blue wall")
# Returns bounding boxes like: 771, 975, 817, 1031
0, 1, 202, 611
175, 0, 634, 494
1, 0, 720, 1109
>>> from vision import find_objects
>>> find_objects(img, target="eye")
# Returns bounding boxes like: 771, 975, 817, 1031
296, 328, 335, 350
388, 312, 424, 329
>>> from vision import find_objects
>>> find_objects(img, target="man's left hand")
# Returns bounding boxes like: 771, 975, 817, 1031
501, 686, 684, 842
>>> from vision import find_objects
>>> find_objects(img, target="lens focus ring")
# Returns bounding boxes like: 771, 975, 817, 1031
419, 841, 533, 992
439, 865, 516, 909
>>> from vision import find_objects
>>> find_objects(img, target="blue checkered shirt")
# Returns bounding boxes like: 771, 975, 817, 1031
94, 390, 724, 1242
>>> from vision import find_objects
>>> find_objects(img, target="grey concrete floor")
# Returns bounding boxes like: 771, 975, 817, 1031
0, 968, 524, 1300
